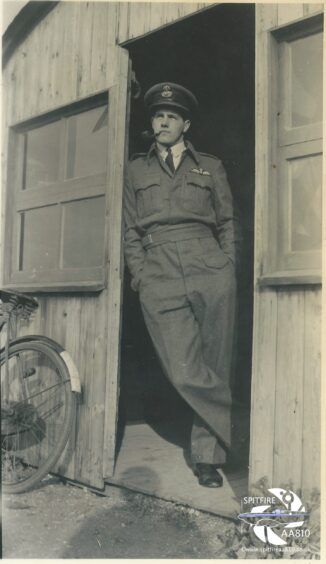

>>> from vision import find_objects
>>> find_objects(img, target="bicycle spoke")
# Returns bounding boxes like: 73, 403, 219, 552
38, 401, 65, 421
14, 380, 68, 407
32, 386, 65, 414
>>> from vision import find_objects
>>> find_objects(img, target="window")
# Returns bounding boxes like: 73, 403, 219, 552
263, 16, 323, 284
5, 94, 109, 291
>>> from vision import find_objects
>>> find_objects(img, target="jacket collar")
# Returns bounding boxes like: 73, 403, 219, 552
147, 140, 200, 166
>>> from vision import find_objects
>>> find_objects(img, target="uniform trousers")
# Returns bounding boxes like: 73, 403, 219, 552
138, 232, 236, 465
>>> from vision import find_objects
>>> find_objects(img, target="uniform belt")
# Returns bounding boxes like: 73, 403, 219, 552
141, 224, 213, 249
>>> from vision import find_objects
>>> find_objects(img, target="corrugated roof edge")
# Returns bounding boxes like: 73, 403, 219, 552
2, 0, 59, 68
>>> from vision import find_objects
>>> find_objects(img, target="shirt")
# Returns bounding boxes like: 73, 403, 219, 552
159, 140, 186, 170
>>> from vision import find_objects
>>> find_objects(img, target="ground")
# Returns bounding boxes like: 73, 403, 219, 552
2, 476, 236, 559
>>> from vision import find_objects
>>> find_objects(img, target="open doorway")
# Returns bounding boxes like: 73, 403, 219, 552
115, 4, 255, 515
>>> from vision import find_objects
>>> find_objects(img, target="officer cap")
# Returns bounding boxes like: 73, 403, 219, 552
144, 82, 198, 116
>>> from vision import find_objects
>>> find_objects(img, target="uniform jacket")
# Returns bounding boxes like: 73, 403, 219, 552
124, 140, 241, 290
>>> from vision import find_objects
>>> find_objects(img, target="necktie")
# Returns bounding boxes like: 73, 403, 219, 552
165, 147, 175, 173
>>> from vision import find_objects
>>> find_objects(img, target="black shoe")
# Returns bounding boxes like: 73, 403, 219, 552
194, 463, 223, 488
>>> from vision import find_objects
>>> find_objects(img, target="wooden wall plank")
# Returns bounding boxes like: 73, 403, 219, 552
13, 45, 25, 123
42, 297, 65, 348
277, 4, 304, 26
4, 57, 16, 125
37, 14, 52, 116
117, 2, 130, 46
149, 1, 167, 32
76, 2, 95, 99
73, 298, 93, 484
33, 15, 48, 115
87, 291, 108, 485
90, 1, 109, 92
22, 24, 37, 119
301, 289, 321, 496
128, 2, 151, 39
249, 290, 277, 491
12, 46, 22, 122
79, 296, 106, 488
106, 3, 120, 88
73, 294, 106, 488
47, 4, 59, 106
60, 1, 80, 106
51, 1, 66, 108
273, 292, 305, 490
56, 297, 82, 480
162, 2, 182, 26
177, 2, 201, 20
159, 2, 175, 26
43, 296, 75, 478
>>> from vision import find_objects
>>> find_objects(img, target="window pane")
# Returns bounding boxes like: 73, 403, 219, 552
290, 154, 322, 252
24, 121, 61, 190
66, 106, 108, 179
20, 206, 60, 271
290, 32, 323, 127
62, 196, 105, 268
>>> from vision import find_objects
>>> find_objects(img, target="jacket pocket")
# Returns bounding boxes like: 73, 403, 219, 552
202, 253, 229, 269
134, 175, 162, 218
182, 172, 212, 215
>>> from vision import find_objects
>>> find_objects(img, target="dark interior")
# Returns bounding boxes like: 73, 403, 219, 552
118, 4, 255, 465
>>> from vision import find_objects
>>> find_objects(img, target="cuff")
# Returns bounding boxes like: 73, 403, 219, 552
130, 272, 143, 292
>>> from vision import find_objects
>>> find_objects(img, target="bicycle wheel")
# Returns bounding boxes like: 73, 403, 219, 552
1, 340, 76, 494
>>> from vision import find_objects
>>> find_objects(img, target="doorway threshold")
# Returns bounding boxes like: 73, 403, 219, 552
105, 422, 248, 519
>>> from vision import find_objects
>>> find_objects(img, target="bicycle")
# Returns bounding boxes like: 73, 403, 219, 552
1, 289, 80, 494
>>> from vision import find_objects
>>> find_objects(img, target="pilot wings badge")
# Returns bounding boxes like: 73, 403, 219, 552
190, 168, 211, 176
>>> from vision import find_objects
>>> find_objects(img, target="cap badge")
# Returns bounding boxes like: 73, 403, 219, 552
161, 85, 173, 98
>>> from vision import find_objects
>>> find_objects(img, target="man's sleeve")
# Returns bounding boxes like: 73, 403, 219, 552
212, 161, 242, 265
123, 164, 146, 291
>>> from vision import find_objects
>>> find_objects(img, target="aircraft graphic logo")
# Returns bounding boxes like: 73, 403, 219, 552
238, 488, 309, 546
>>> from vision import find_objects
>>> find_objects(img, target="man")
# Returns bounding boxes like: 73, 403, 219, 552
124, 82, 240, 488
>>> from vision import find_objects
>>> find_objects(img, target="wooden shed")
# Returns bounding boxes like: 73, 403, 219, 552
1, 1, 323, 516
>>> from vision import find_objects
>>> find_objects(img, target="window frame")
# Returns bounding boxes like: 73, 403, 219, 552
4, 92, 109, 292
259, 13, 323, 287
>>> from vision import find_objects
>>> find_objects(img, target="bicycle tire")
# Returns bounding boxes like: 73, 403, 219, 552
1, 340, 76, 494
